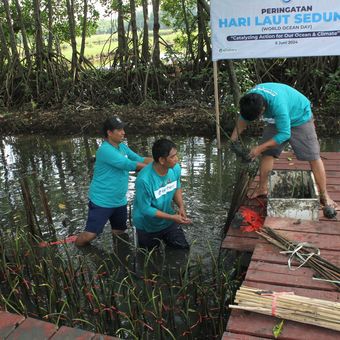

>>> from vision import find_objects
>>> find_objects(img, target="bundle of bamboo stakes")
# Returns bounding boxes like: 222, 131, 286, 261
224, 161, 259, 231
257, 227, 340, 289
230, 285, 340, 331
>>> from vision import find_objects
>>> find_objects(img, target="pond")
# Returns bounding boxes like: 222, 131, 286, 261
1, 134, 339, 338
0, 135, 239, 259
1, 135, 340, 257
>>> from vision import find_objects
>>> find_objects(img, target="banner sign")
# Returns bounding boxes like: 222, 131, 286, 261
211, 0, 340, 60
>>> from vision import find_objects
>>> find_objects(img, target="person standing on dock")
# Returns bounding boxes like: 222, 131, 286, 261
230, 82, 337, 209
132, 138, 191, 249
75, 116, 152, 247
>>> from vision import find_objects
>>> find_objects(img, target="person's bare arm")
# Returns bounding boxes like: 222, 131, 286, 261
231, 118, 248, 141
249, 138, 278, 159
173, 188, 188, 218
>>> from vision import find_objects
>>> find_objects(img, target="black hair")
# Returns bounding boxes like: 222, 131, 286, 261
152, 139, 177, 162
239, 93, 266, 121
102, 116, 125, 137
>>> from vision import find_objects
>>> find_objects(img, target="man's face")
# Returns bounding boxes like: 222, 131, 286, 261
108, 128, 125, 144
163, 148, 178, 168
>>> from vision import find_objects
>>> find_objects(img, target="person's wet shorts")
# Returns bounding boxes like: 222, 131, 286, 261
136, 223, 189, 250
261, 119, 320, 161
85, 201, 127, 235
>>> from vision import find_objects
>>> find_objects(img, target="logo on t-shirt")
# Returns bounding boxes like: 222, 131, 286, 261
154, 181, 177, 199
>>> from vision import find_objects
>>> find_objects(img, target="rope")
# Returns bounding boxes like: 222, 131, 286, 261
280, 242, 320, 270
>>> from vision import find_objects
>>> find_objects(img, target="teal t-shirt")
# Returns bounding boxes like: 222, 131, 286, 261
133, 163, 182, 233
89, 141, 144, 208
241, 83, 312, 144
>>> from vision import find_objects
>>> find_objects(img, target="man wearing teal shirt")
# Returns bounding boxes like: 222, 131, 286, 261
76, 116, 152, 246
133, 139, 191, 249
231, 83, 337, 208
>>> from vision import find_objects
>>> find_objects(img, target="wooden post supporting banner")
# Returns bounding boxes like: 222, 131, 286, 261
213, 61, 221, 149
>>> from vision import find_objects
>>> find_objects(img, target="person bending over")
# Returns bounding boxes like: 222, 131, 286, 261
133, 138, 191, 249
231, 82, 337, 208
76, 116, 152, 247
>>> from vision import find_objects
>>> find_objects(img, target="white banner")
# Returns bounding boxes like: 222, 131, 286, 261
211, 0, 340, 60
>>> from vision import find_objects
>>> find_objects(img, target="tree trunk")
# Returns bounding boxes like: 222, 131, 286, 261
226, 60, 240, 106
129, 0, 139, 66
195, 0, 211, 60
14, 0, 32, 69
198, 0, 209, 15
79, 0, 88, 65
141, 0, 149, 63
181, 0, 194, 63
66, 0, 78, 80
33, 0, 44, 71
0, 22, 10, 62
196, 0, 205, 65
47, 0, 53, 55
151, 0, 160, 67
2, 0, 20, 64
116, 0, 127, 66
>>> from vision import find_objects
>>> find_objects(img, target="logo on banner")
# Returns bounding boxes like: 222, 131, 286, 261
282, 0, 292, 3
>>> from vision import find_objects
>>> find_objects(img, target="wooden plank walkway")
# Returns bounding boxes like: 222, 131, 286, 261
222, 151, 340, 252
0, 311, 118, 339
222, 152, 340, 339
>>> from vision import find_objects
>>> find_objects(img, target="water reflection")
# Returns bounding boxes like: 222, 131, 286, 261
0, 135, 238, 258
1, 135, 339, 258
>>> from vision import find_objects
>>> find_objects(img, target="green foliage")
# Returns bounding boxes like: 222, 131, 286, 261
0, 230, 240, 338
0, 0, 338, 115
273, 319, 285, 338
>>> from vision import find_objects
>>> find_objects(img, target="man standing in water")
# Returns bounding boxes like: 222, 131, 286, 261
230, 82, 337, 208
76, 116, 152, 246
133, 138, 191, 249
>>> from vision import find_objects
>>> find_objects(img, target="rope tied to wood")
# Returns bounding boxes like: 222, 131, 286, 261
257, 290, 295, 316
280, 242, 320, 270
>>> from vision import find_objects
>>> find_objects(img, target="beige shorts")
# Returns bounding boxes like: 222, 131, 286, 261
261, 119, 320, 161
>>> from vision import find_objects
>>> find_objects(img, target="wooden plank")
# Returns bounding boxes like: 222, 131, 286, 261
51, 326, 95, 339
221, 236, 258, 252
224, 151, 340, 339
227, 309, 340, 340
264, 217, 340, 236
245, 262, 336, 291
251, 242, 340, 267
0, 311, 25, 338
258, 229, 340, 251
227, 228, 258, 239
93, 335, 120, 340
222, 331, 267, 339
8, 317, 57, 340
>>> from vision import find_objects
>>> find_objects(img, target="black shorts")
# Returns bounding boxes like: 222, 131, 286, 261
136, 223, 189, 250
85, 201, 127, 235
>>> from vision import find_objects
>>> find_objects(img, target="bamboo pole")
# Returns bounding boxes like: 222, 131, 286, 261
213, 61, 221, 149
257, 227, 340, 288
230, 285, 340, 331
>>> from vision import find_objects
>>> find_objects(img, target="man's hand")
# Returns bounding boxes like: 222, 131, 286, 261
249, 145, 262, 159
178, 206, 187, 218
230, 141, 252, 163
173, 214, 192, 225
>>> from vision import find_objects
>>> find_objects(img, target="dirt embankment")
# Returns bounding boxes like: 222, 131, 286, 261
0, 104, 218, 137
0, 103, 339, 138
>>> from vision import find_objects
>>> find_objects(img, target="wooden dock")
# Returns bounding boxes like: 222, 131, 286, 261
222, 152, 340, 339
0, 311, 118, 339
